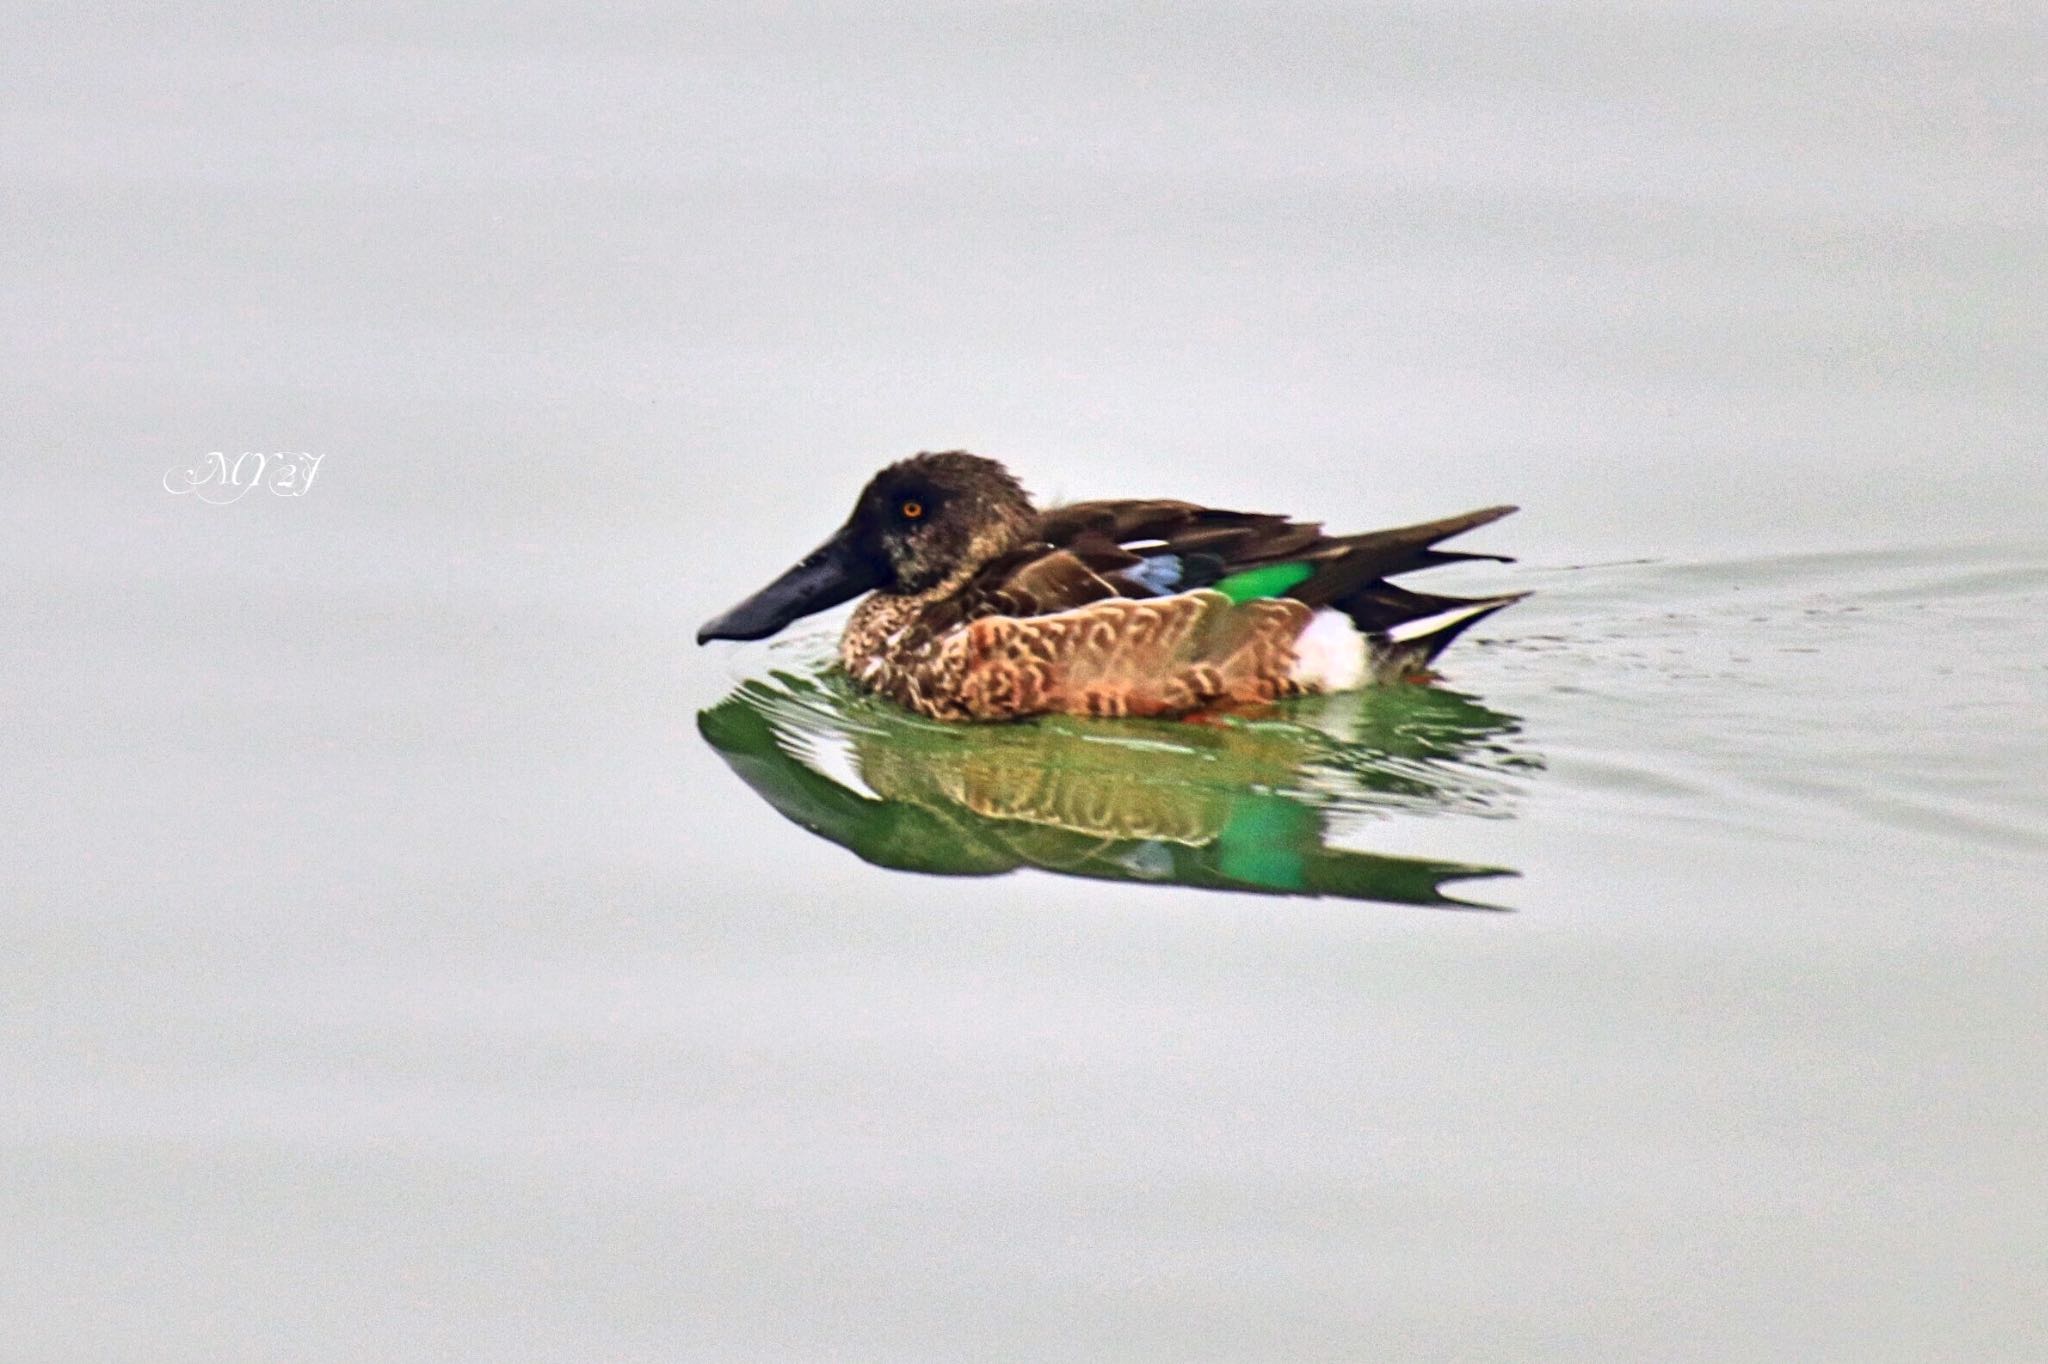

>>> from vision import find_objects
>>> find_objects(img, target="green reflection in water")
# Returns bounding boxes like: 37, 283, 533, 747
698, 663, 1539, 909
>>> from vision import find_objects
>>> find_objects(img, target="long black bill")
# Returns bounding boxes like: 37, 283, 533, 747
696, 527, 882, 644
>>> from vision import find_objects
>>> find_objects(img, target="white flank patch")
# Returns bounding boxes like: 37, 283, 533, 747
1290, 609, 1369, 692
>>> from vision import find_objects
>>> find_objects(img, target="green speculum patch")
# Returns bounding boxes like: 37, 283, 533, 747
1211, 561, 1313, 603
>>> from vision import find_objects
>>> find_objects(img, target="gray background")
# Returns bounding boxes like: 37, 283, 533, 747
6, 2, 2046, 1360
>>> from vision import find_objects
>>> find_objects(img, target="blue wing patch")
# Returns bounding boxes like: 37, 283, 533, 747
1115, 551, 1229, 597
1121, 554, 1185, 594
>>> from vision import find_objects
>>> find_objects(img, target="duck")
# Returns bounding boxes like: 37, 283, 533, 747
696, 451, 1525, 722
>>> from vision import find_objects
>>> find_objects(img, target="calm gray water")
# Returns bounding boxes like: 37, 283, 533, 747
7, 3, 2046, 1360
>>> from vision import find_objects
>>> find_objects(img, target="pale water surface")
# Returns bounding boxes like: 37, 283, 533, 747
6, 3, 2047, 1361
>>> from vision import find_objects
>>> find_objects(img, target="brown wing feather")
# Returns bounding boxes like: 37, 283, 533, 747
997, 499, 1521, 649
983, 549, 1120, 615
1033, 499, 1203, 543
1035, 501, 1512, 583
1287, 505, 1520, 609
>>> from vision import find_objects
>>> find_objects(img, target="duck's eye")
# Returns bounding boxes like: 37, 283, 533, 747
901, 500, 923, 520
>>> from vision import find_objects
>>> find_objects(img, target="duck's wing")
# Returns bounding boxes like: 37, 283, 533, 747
952, 498, 1521, 662
952, 543, 1124, 621
1028, 498, 1517, 605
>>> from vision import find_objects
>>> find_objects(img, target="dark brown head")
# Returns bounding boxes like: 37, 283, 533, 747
697, 452, 1036, 643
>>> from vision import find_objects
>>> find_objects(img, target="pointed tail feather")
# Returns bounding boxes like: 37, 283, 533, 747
1294, 505, 1520, 606
1374, 591, 1530, 674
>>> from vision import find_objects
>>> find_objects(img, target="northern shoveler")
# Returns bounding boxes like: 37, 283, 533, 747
697, 451, 1525, 721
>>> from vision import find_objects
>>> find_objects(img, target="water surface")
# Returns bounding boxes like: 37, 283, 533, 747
7, 2, 2047, 1360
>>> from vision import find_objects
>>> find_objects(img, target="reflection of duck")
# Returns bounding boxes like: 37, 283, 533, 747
699, 452, 1524, 720
697, 667, 1536, 908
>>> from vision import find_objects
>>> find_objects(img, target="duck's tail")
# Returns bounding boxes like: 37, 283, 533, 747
1363, 590, 1530, 679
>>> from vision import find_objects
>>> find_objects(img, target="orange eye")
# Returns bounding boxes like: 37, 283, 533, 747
901, 500, 923, 519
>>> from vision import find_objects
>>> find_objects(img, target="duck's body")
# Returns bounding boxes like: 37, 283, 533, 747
699, 452, 1523, 722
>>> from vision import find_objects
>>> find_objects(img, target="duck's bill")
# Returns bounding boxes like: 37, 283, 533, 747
696, 528, 882, 644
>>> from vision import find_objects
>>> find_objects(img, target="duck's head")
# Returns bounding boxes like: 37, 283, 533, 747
697, 451, 1036, 644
